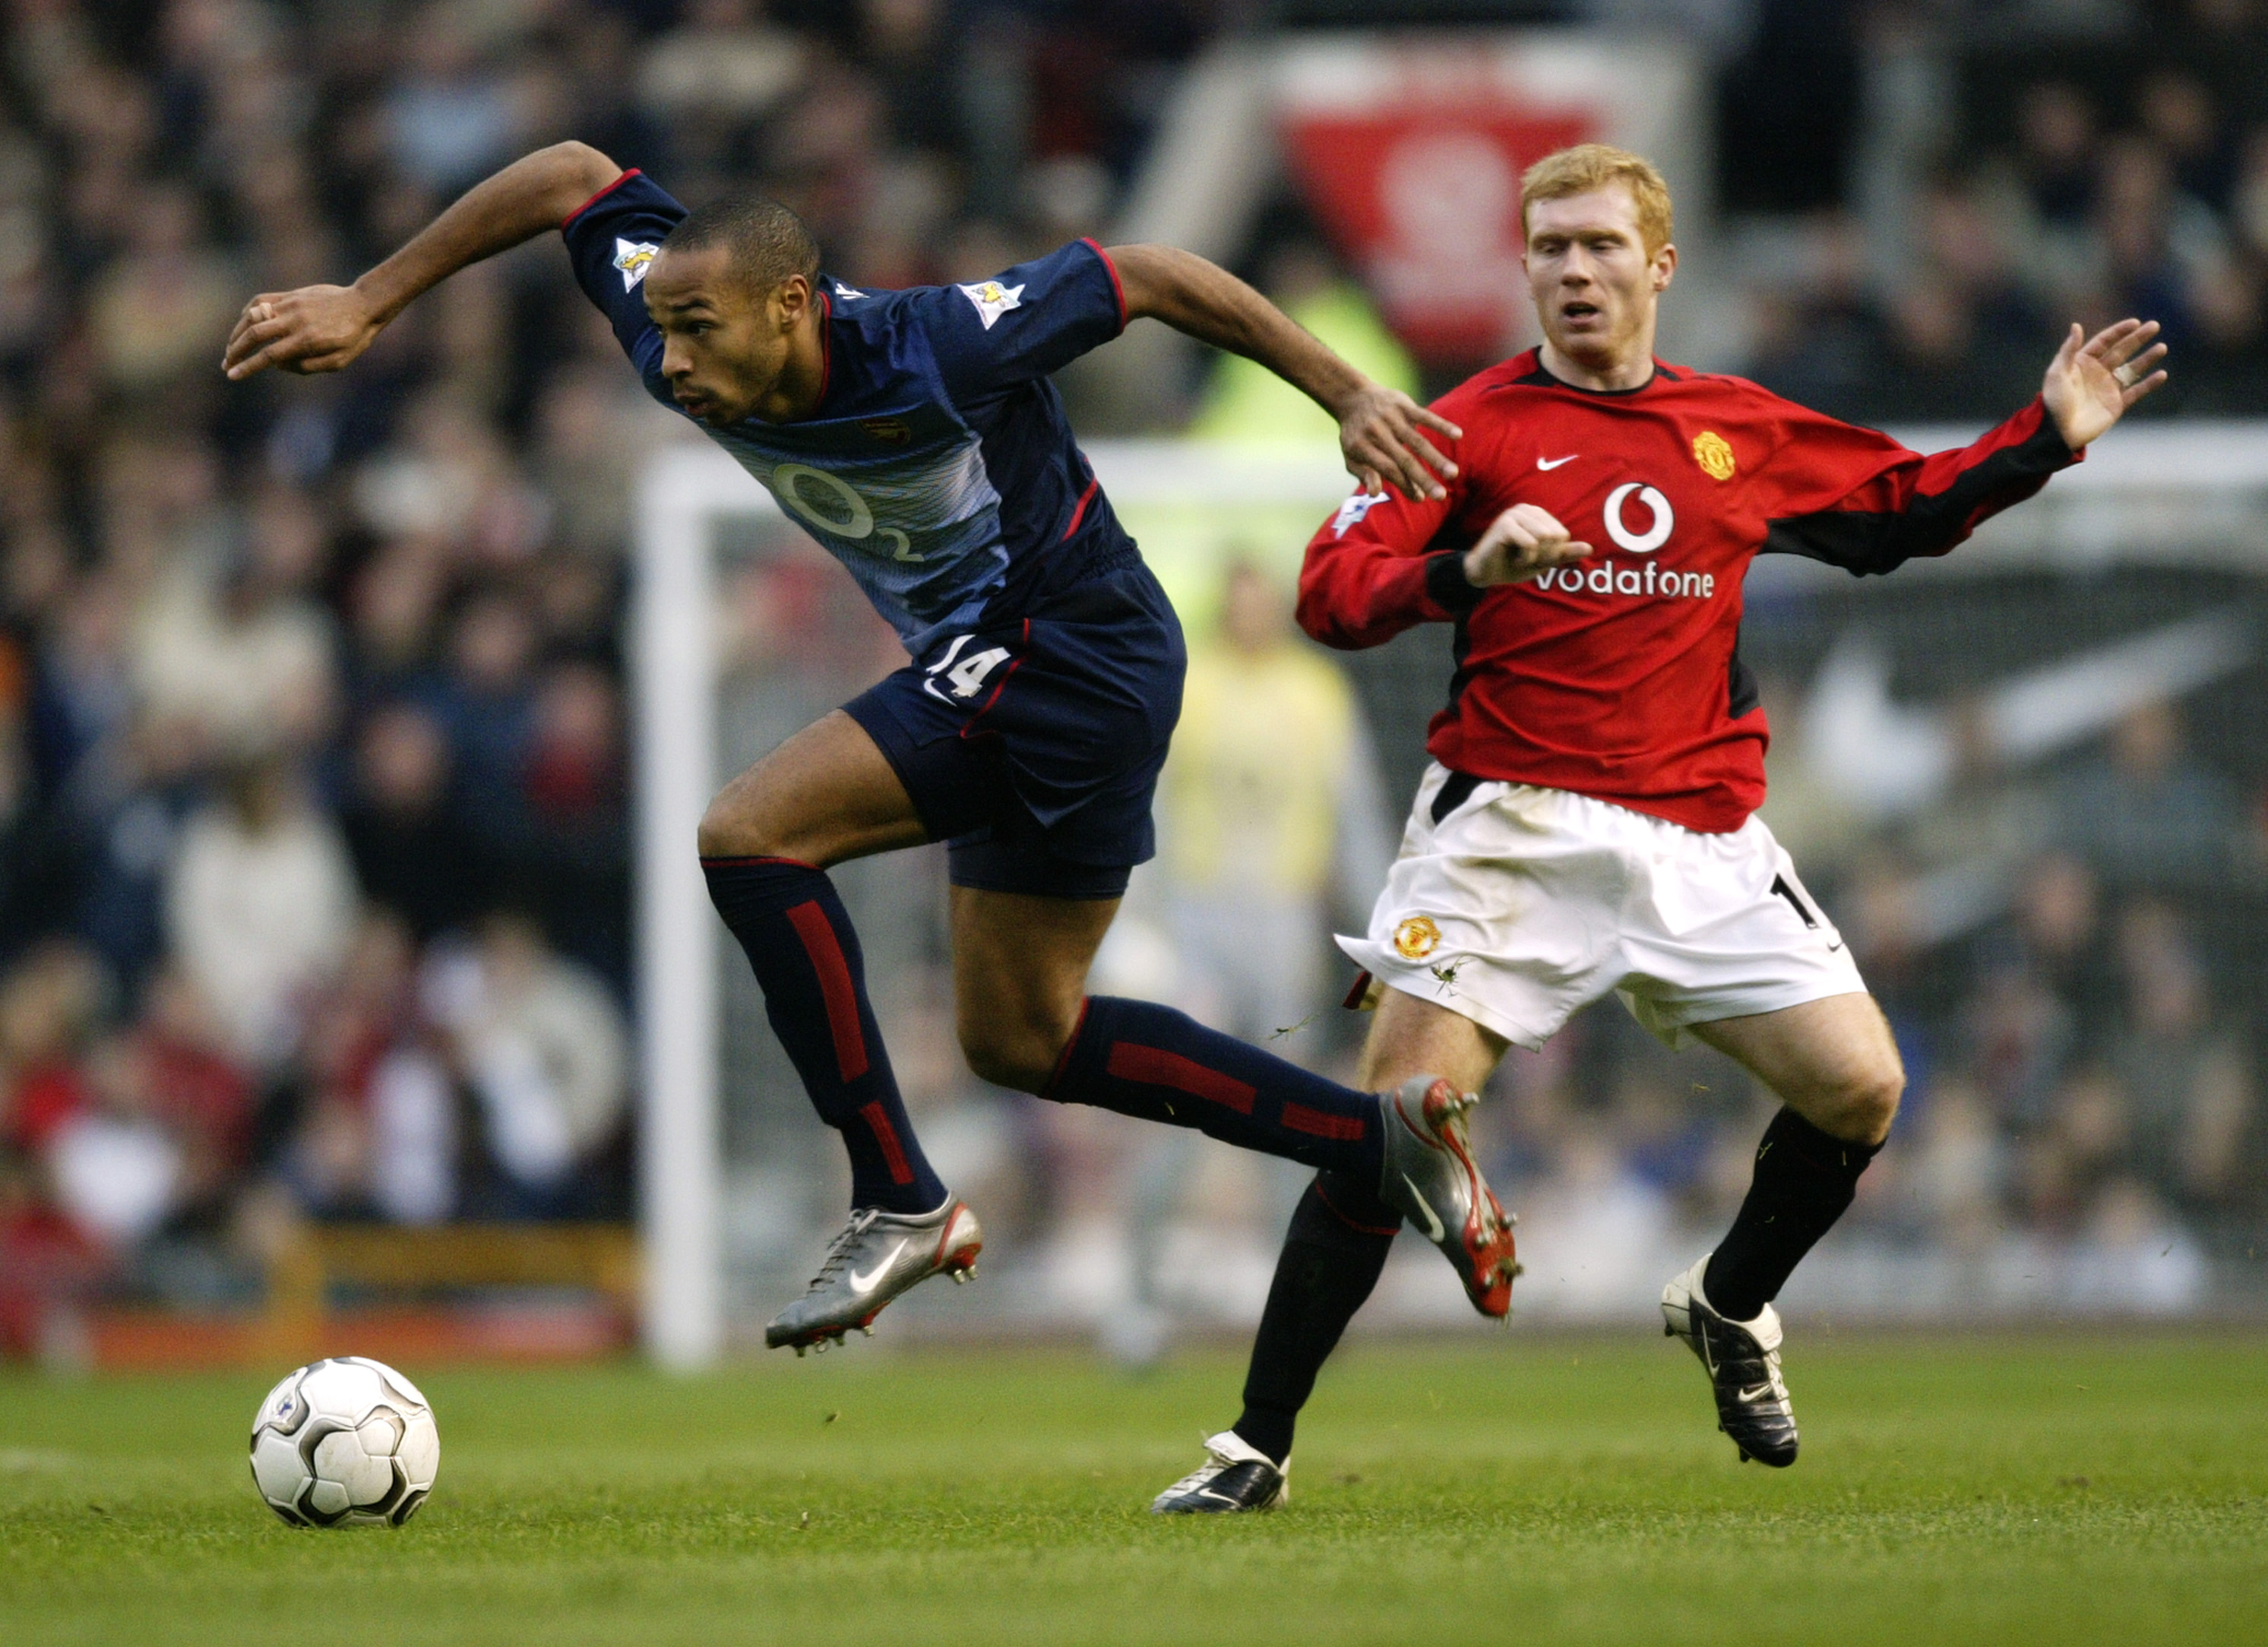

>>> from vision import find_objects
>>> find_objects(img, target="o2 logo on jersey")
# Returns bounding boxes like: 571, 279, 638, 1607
1602, 483, 1674, 553
769, 464, 922, 562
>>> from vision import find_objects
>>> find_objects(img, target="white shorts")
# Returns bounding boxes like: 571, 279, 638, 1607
1340, 765, 1868, 1051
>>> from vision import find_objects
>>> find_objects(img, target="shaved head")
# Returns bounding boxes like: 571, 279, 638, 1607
660, 190, 821, 292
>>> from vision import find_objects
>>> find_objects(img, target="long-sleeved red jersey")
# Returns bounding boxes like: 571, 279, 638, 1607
1297, 349, 2082, 833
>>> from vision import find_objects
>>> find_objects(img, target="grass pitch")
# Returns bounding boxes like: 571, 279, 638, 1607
3, 1332, 2264, 1645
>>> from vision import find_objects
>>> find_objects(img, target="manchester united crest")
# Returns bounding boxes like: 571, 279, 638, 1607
1393, 915, 1441, 960
1692, 430, 1736, 481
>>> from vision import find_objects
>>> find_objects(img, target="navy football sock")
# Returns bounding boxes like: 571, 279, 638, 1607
1702, 1106, 1881, 1320
1234, 1172, 1400, 1465
1044, 997, 1385, 1180
702, 858, 947, 1215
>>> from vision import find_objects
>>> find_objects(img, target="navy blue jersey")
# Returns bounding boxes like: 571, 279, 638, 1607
562, 171, 1139, 656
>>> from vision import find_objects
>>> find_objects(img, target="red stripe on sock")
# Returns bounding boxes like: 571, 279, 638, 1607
858, 1100, 916, 1185
1282, 1102, 1367, 1142
785, 900, 868, 1081
1105, 1042, 1255, 1114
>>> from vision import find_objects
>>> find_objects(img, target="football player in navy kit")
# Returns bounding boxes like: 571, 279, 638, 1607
223, 141, 1522, 1353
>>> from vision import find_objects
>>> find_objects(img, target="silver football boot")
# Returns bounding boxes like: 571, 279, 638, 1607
1378, 1076, 1520, 1318
1660, 1257, 1798, 1466
765, 1197, 983, 1355
1150, 1431, 1288, 1514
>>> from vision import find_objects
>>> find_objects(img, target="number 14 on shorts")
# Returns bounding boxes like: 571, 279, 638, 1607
924, 634, 1014, 703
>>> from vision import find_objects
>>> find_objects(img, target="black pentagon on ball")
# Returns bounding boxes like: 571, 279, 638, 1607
390, 1484, 430, 1526
293, 1478, 350, 1528
369, 1457, 408, 1519
293, 1415, 355, 1477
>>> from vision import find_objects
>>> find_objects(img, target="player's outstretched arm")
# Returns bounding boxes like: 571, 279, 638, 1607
1106, 243, 1463, 501
2041, 317, 2168, 449
223, 141, 624, 381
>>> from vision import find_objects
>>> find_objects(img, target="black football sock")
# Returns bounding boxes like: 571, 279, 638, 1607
702, 857, 947, 1216
1232, 1173, 1402, 1465
1701, 1106, 1882, 1321
1044, 997, 1386, 1181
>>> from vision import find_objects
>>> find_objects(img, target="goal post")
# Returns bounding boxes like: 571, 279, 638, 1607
632, 443, 737, 1372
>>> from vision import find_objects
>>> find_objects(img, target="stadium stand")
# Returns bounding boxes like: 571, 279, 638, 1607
0, 0, 2262, 1364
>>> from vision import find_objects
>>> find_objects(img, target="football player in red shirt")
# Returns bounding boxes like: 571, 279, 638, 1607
1150, 144, 2165, 1512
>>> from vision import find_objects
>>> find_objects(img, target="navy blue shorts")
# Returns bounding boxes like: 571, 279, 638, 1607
842, 560, 1186, 901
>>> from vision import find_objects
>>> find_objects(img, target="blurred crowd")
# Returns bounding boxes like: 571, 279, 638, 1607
0, 0, 2263, 1354
0, 0, 1226, 1347
1741, 0, 2268, 420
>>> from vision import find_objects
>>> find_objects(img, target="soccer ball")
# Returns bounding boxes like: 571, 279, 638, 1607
248, 1355, 440, 1527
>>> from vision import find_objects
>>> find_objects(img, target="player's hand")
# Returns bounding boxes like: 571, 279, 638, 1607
1463, 504, 1590, 587
2042, 318, 2167, 450
223, 284, 385, 380
1336, 382, 1461, 502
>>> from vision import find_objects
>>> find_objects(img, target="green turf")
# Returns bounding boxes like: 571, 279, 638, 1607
3, 1332, 2265, 1645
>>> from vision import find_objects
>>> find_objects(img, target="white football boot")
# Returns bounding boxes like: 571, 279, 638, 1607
1150, 1432, 1288, 1514
1660, 1257, 1798, 1466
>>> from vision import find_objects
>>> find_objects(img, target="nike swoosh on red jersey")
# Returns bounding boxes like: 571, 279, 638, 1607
1537, 454, 1579, 469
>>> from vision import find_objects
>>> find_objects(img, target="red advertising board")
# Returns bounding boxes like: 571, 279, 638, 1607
1282, 94, 1595, 365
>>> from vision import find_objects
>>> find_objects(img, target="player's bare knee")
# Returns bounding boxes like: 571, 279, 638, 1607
1857, 1063, 1904, 1143
1825, 1061, 1902, 1146
696, 782, 775, 859
959, 1041, 1030, 1092
957, 1023, 1047, 1093
958, 1004, 1078, 1094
